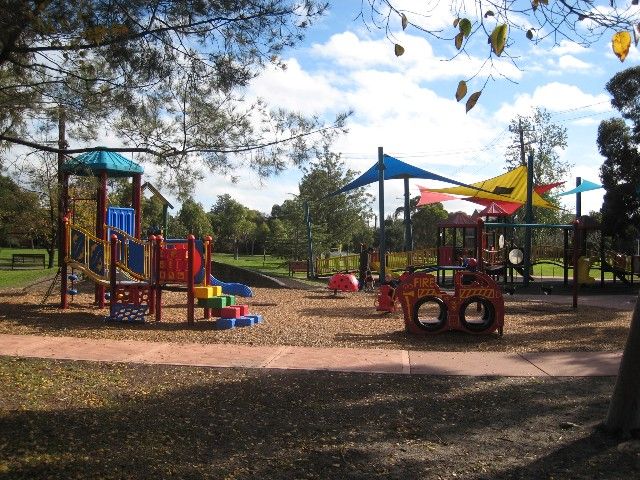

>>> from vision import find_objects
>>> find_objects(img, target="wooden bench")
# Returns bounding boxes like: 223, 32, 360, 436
12, 253, 46, 270
288, 260, 307, 276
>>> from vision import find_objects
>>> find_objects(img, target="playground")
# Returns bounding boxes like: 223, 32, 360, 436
2, 149, 640, 479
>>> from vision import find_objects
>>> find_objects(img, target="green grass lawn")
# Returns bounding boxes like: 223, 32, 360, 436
0, 248, 57, 289
214, 253, 295, 277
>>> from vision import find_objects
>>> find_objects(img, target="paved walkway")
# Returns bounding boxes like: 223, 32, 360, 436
0, 333, 623, 377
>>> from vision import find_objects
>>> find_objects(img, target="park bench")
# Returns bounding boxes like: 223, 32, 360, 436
288, 260, 308, 276
12, 253, 46, 270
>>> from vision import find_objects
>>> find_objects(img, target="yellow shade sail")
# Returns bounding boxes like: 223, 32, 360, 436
429, 166, 557, 209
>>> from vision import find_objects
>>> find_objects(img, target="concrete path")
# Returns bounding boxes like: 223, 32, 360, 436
0, 334, 623, 377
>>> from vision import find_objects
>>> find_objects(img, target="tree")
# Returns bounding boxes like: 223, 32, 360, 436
412, 202, 448, 249
0, 0, 347, 189
596, 66, 640, 436
0, 173, 43, 247
176, 198, 211, 238
360, 1, 639, 110
598, 118, 640, 249
504, 108, 570, 244
297, 141, 373, 255
209, 194, 251, 258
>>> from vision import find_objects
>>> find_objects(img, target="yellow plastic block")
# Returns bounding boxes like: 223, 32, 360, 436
194, 286, 214, 299
210, 285, 222, 297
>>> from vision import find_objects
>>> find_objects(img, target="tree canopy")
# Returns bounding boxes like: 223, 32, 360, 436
597, 67, 640, 248
361, 1, 640, 110
0, 0, 346, 191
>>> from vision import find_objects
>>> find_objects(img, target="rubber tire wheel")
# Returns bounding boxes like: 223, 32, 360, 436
459, 296, 496, 333
412, 296, 447, 332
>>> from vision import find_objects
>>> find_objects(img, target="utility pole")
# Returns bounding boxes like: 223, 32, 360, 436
57, 106, 67, 267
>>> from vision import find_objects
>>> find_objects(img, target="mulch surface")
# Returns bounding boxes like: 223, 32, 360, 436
0, 278, 632, 352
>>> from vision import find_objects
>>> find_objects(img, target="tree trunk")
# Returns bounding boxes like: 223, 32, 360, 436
604, 294, 640, 436
234, 240, 238, 260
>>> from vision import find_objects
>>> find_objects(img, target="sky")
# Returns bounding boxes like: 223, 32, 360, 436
113, 3, 639, 218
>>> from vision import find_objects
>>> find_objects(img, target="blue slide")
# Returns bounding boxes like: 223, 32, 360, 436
209, 274, 253, 297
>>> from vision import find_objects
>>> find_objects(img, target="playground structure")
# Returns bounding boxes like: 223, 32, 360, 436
396, 270, 504, 336
59, 148, 259, 328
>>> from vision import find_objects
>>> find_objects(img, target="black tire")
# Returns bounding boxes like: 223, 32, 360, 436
412, 296, 447, 332
459, 296, 496, 333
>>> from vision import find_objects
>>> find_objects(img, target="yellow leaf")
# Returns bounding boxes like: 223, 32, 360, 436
612, 31, 632, 62
490, 24, 508, 56
401, 13, 408, 30
466, 91, 481, 113
455, 81, 467, 102
394, 44, 405, 56
455, 32, 463, 50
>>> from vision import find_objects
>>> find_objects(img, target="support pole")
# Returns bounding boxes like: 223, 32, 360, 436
204, 235, 212, 319
403, 177, 412, 252
60, 215, 69, 309
109, 234, 118, 315
377, 147, 386, 283
523, 150, 534, 286
132, 173, 142, 239
96, 171, 108, 306
148, 236, 156, 315
187, 235, 195, 324
155, 236, 163, 322
572, 220, 580, 309
305, 202, 314, 278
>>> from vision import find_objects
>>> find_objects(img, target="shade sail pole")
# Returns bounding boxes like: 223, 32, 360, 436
404, 177, 412, 251
378, 147, 386, 283
576, 176, 582, 218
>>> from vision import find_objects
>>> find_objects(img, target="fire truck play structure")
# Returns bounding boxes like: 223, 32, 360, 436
395, 270, 504, 336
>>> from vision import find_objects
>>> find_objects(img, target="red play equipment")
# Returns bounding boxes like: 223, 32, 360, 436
327, 272, 359, 295
395, 270, 504, 336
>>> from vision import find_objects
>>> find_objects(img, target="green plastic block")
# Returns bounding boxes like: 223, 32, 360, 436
223, 295, 236, 306
197, 296, 227, 308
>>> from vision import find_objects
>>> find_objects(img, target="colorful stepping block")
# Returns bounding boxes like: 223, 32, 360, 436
245, 314, 263, 324
193, 285, 223, 299
215, 318, 235, 330
197, 296, 227, 308
235, 316, 255, 327
220, 306, 243, 318
223, 295, 236, 306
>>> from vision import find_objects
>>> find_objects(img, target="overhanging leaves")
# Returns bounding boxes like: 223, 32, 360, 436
612, 31, 632, 62
394, 43, 405, 56
491, 24, 508, 56
466, 91, 481, 113
455, 81, 467, 102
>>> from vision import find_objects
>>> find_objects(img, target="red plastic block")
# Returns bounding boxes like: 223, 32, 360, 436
220, 306, 241, 319
235, 304, 249, 316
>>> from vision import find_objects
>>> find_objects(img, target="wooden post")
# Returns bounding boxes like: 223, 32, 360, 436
187, 235, 195, 324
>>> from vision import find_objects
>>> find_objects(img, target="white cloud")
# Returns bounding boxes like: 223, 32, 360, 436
247, 58, 342, 115
495, 82, 611, 119
550, 40, 590, 56
556, 55, 595, 71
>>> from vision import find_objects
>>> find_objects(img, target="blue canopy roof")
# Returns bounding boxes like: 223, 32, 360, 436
328, 154, 483, 196
62, 148, 144, 178
558, 179, 602, 196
